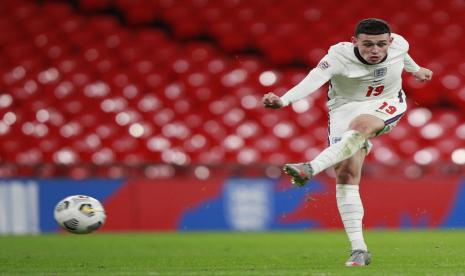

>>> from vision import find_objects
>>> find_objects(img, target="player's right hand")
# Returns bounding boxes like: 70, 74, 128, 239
262, 92, 284, 109
413, 67, 433, 82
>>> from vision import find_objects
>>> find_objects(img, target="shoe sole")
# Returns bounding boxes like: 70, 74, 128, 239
345, 255, 371, 267
345, 262, 368, 267
283, 165, 308, 187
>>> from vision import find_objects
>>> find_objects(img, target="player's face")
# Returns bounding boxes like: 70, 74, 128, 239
352, 33, 393, 64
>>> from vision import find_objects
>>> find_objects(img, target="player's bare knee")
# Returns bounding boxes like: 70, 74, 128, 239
349, 115, 385, 138
335, 168, 360, 184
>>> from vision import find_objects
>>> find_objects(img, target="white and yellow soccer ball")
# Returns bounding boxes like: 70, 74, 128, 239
54, 195, 106, 234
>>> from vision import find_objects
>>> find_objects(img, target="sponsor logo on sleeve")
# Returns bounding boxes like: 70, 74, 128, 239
318, 60, 330, 70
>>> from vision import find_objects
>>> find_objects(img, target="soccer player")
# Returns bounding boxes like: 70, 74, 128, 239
262, 18, 433, 266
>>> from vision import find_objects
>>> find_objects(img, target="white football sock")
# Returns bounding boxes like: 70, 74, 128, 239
309, 130, 366, 175
336, 184, 367, 251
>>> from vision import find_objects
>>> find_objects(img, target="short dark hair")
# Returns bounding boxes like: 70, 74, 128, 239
355, 18, 391, 36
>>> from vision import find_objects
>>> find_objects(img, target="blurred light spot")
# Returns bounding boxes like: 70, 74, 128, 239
162, 123, 190, 139
374, 147, 398, 165
413, 147, 439, 165
194, 166, 210, 180
268, 153, 286, 165
53, 148, 77, 165
92, 148, 114, 165
237, 148, 259, 164
259, 71, 277, 86
38, 68, 59, 84
188, 73, 206, 87
138, 95, 161, 112
135, 60, 152, 75
261, 113, 280, 127
222, 69, 247, 87
172, 59, 190, 73
420, 123, 444, 139
11, 66, 26, 80
174, 99, 190, 114
441, 74, 461, 90
16, 148, 42, 165
184, 134, 207, 151
147, 136, 171, 152
24, 80, 38, 94
256, 136, 280, 152
292, 99, 312, 113
162, 149, 190, 165
388, 124, 408, 140
129, 123, 144, 138
289, 136, 314, 152
0, 122, 9, 135
223, 108, 245, 126
404, 164, 423, 179
123, 85, 139, 99
0, 94, 13, 108
237, 122, 259, 138
304, 8, 321, 21
153, 108, 175, 126
54, 81, 74, 98
3, 112, 16, 125
407, 108, 432, 127
209, 100, 229, 115
36, 109, 50, 123
305, 147, 321, 160
84, 81, 110, 98
438, 112, 459, 128
203, 120, 226, 139
241, 95, 259, 109
101, 97, 127, 113
208, 59, 226, 74
115, 112, 131, 126
35, 124, 48, 137
273, 122, 294, 138
22, 122, 48, 137
164, 83, 184, 99
60, 122, 81, 138
144, 165, 175, 179
22, 122, 34, 135
455, 123, 465, 139
265, 165, 282, 178
451, 149, 465, 165
34, 34, 48, 47
84, 134, 101, 149
84, 48, 99, 62
224, 135, 244, 151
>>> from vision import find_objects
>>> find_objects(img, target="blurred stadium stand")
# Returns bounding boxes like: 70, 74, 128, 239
0, 0, 465, 179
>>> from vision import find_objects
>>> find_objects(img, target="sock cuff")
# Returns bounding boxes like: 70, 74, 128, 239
336, 184, 360, 197
336, 184, 359, 191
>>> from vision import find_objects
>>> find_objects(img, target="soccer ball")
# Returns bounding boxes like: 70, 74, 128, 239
54, 195, 106, 234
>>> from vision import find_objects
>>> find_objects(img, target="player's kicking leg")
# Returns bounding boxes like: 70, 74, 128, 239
283, 129, 366, 186
283, 114, 384, 186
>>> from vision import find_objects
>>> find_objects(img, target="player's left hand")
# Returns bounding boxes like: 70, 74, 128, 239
413, 67, 433, 82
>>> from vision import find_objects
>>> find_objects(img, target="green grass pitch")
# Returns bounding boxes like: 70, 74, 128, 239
1, 230, 465, 275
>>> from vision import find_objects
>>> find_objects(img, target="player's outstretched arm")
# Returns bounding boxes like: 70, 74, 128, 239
413, 67, 433, 82
263, 92, 284, 109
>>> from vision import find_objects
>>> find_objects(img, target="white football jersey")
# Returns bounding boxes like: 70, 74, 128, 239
280, 33, 420, 109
